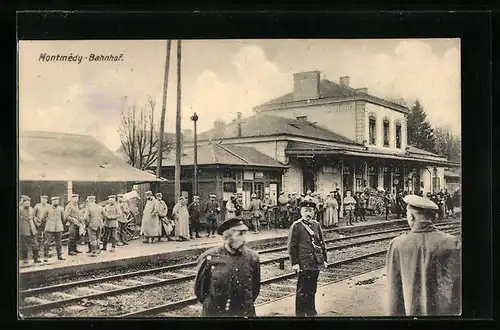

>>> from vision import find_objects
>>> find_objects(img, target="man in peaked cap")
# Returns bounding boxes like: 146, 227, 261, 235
45, 196, 65, 260
188, 195, 202, 239
33, 195, 50, 259
386, 194, 461, 316
117, 194, 131, 246
248, 193, 262, 234
204, 194, 221, 238
64, 193, 83, 255
287, 199, 328, 317
19, 195, 41, 264
194, 217, 261, 317
103, 195, 120, 252
278, 191, 290, 229
155, 192, 169, 242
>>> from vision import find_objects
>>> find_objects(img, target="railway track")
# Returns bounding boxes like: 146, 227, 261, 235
19, 221, 461, 318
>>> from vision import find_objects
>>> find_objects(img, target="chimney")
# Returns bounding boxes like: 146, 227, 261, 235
339, 76, 350, 87
293, 71, 320, 101
236, 112, 242, 137
356, 87, 368, 94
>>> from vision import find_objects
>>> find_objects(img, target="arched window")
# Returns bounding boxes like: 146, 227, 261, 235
395, 120, 402, 149
368, 114, 376, 145
383, 118, 390, 147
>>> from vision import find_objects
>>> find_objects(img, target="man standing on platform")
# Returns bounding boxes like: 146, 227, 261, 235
172, 196, 190, 241
117, 194, 131, 246
248, 193, 262, 234
262, 193, 273, 228
188, 195, 202, 239
141, 191, 161, 243
19, 195, 41, 264
386, 194, 461, 316
194, 217, 261, 317
86, 196, 105, 257
64, 193, 83, 256
155, 192, 169, 242
278, 191, 289, 229
342, 191, 357, 226
205, 194, 220, 238
288, 200, 328, 317
235, 193, 243, 217
44, 196, 65, 261
333, 188, 343, 219
103, 195, 120, 252
33, 195, 50, 260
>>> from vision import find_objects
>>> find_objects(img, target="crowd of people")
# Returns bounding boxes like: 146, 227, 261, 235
18, 186, 460, 265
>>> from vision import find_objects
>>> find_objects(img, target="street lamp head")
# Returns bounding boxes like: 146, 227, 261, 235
191, 113, 199, 122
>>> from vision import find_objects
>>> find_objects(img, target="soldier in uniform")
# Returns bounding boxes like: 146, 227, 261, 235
64, 193, 83, 255
103, 195, 120, 252
235, 193, 243, 217
288, 200, 328, 317
33, 195, 50, 260
188, 195, 202, 239
79, 199, 91, 253
386, 194, 461, 316
194, 217, 261, 317
86, 196, 105, 256
278, 191, 290, 229
288, 192, 300, 222
261, 193, 273, 228
204, 194, 221, 238
248, 193, 262, 234
44, 196, 65, 261
155, 192, 169, 242
117, 194, 131, 245
19, 195, 41, 264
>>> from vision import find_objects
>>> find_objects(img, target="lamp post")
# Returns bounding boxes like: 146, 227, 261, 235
190, 112, 199, 197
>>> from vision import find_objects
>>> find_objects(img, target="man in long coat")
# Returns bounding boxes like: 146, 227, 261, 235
188, 195, 202, 239
204, 194, 221, 237
386, 194, 461, 316
194, 217, 261, 317
172, 196, 190, 241
33, 195, 50, 260
278, 191, 289, 228
19, 195, 41, 264
141, 190, 161, 243
103, 195, 121, 252
65, 193, 83, 255
288, 200, 328, 317
117, 194, 131, 245
44, 196, 65, 260
85, 196, 105, 256
155, 192, 169, 242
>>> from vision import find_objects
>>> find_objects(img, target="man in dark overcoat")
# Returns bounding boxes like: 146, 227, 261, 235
19, 195, 41, 264
204, 194, 221, 237
188, 195, 202, 238
287, 200, 328, 317
386, 194, 461, 316
194, 217, 261, 317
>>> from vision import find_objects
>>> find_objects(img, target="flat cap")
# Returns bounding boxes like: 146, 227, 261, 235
403, 194, 438, 210
217, 217, 248, 235
40, 195, 48, 199
20, 195, 30, 201
193, 195, 200, 199
300, 200, 317, 209
72, 194, 79, 198
51, 196, 59, 201
108, 195, 116, 199
209, 194, 216, 198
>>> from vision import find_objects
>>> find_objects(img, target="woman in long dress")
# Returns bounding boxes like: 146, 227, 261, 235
225, 195, 237, 220
323, 194, 339, 228
141, 191, 161, 243
172, 196, 190, 241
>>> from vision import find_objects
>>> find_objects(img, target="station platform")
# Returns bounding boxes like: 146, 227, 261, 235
256, 267, 388, 317
19, 211, 459, 282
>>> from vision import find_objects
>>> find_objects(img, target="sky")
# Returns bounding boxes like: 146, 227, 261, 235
18, 39, 461, 151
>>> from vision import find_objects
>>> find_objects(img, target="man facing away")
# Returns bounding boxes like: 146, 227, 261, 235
248, 193, 262, 234
44, 196, 65, 261
386, 194, 461, 316
103, 195, 120, 252
64, 193, 83, 255
194, 217, 261, 317
205, 194, 221, 238
19, 195, 41, 264
33, 195, 50, 260
278, 191, 290, 229
287, 200, 328, 317
117, 194, 131, 246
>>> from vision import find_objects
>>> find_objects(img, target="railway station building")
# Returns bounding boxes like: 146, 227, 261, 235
164, 71, 458, 206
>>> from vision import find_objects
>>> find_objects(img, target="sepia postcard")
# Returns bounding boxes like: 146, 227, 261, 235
18, 39, 462, 318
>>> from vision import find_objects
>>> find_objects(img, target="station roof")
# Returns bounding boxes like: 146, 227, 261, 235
197, 113, 360, 146
19, 131, 165, 182
162, 142, 285, 168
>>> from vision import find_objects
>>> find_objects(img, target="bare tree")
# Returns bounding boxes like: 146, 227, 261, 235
118, 96, 172, 170
433, 126, 461, 163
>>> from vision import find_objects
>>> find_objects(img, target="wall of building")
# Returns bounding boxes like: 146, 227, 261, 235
282, 158, 303, 194
316, 164, 342, 194
420, 166, 445, 195
260, 101, 357, 141
365, 103, 407, 151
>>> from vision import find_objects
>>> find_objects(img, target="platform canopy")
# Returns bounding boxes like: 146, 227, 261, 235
19, 131, 165, 183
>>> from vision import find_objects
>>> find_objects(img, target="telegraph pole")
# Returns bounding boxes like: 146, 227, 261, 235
174, 40, 182, 201
190, 112, 199, 196
155, 40, 172, 179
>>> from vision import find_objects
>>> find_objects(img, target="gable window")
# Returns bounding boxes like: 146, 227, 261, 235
395, 122, 402, 149
368, 116, 376, 145
383, 119, 390, 147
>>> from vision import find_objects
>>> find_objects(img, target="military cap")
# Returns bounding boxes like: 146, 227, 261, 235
72, 194, 79, 198
117, 194, 124, 198
306, 189, 312, 194
51, 196, 60, 201
87, 196, 96, 201
145, 191, 153, 197
209, 194, 216, 198
155, 192, 162, 197
217, 217, 249, 235
403, 194, 438, 210
108, 195, 116, 199
21, 195, 30, 201
251, 193, 257, 198
40, 195, 48, 199
299, 200, 317, 209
